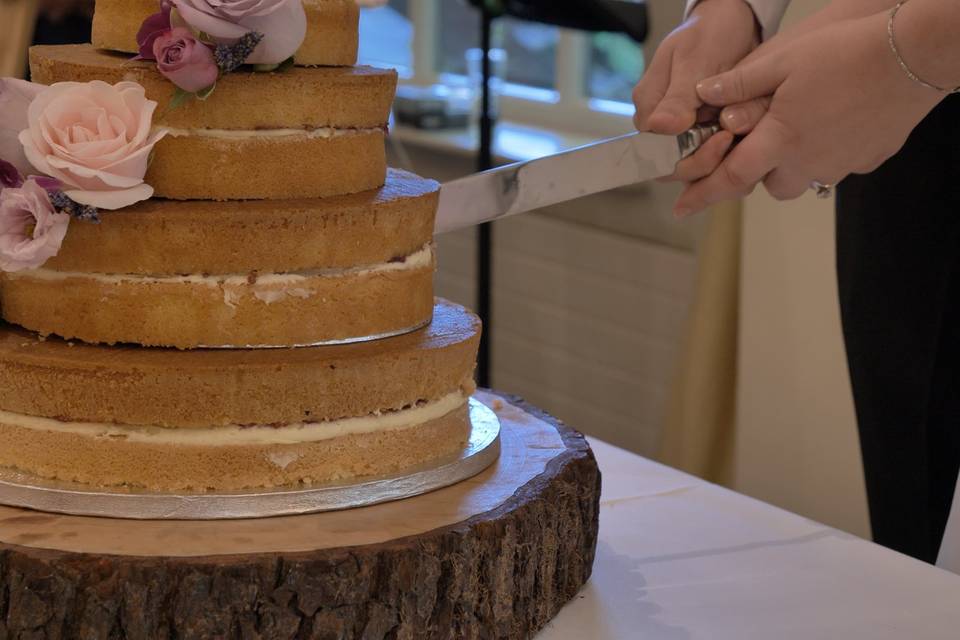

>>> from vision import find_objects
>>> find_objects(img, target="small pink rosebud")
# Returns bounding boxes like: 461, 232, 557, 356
153, 27, 219, 93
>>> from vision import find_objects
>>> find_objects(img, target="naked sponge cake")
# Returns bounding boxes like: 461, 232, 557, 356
0, 169, 439, 349
0, 0, 482, 491
29, 44, 396, 201
0, 300, 480, 492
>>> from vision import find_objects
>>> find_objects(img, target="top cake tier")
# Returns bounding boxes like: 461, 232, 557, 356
29, 45, 397, 201
92, 0, 360, 67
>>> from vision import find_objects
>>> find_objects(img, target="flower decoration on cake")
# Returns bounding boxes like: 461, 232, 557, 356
0, 77, 165, 271
153, 28, 221, 93
0, 166, 70, 272
18, 80, 166, 211
136, 0, 307, 101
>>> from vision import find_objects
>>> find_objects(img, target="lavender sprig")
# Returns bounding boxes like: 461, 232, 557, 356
49, 191, 100, 223
214, 32, 265, 74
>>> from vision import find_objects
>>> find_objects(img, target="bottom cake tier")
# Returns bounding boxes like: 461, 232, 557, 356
0, 299, 480, 492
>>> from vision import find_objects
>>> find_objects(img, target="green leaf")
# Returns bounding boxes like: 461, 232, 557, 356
195, 83, 217, 101
169, 88, 193, 110
275, 56, 296, 73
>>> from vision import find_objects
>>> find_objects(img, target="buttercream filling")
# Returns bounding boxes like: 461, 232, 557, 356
0, 391, 468, 447
156, 126, 384, 140
7, 244, 435, 287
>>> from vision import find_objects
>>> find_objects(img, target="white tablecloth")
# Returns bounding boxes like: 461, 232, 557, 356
537, 439, 960, 639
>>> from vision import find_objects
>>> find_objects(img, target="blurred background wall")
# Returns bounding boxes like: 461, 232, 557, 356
733, 0, 870, 540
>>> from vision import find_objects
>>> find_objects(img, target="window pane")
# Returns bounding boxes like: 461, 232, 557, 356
587, 32, 644, 103
500, 20, 557, 88
436, 1, 478, 76
358, 0, 412, 71
437, 2, 557, 89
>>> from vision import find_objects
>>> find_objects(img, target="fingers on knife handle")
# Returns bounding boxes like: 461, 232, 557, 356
679, 123, 723, 159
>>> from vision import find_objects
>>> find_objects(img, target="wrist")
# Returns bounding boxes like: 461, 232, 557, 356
892, 0, 960, 92
863, 10, 945, 114
690, 0, 762, 43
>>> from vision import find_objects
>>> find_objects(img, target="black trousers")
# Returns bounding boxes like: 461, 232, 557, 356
837, 95, 960, 563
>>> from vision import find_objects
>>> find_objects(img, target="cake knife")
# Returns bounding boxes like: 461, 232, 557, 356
435, 124, 720, 235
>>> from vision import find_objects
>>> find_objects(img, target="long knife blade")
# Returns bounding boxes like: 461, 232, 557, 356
434, 125, 718, 235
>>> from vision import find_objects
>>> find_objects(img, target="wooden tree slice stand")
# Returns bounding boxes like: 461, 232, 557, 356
0, 392, 601, 639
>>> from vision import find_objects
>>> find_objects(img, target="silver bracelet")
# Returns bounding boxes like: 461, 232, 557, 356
888, 0, 960, 94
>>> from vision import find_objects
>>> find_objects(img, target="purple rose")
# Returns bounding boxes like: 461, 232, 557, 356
153, 28, 219, 93
0, 178, 70, 272
0, 159, 23, 189
135, 5, 173, 61
29, 175, 62, 192
171, 0, 306, 65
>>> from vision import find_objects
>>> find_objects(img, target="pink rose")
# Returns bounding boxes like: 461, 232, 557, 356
153, 28, 219, 92
171, 0, 306, 64
0, 78, 45, 178
0, 178, 70, 272
18, 81, 166, 210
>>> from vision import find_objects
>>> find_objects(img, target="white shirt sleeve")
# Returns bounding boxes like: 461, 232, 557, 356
684, 0, 791, 40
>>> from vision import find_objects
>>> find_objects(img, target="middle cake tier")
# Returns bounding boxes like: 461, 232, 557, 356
29, 45, 397, 201
0, 170, 438, 348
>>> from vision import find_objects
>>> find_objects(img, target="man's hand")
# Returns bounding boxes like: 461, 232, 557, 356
632, 0, 759, 183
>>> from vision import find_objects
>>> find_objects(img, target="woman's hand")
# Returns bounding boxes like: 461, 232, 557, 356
673, 10, 944, 216
632, 0, 759, 183
711, 0, 904, 138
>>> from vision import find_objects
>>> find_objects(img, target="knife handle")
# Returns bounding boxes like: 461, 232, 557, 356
678, 124, 722, 160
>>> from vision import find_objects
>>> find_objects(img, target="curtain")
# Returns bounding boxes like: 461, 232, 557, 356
659, 201, 742, 486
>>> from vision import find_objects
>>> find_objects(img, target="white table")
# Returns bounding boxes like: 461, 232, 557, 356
537, 439, 960, 639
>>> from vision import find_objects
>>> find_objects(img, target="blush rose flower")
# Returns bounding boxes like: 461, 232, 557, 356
153, 27, 219, 92
18, 81, 166, 210
0, 78, 45, 178
0, 178, 70, 272
171, 0, 307, 64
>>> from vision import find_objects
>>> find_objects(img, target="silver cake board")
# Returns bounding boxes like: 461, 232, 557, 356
0, 398, 500, 520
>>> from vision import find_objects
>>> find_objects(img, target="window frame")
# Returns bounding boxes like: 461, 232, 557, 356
397, 0, 640, 139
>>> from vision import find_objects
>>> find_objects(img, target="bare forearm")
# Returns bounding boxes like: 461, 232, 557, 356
779, 0, 896, 41
894, 0, 960, 90
823, 0, 898, 19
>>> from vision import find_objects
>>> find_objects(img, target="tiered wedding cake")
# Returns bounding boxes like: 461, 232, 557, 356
0, 0, 481, 492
